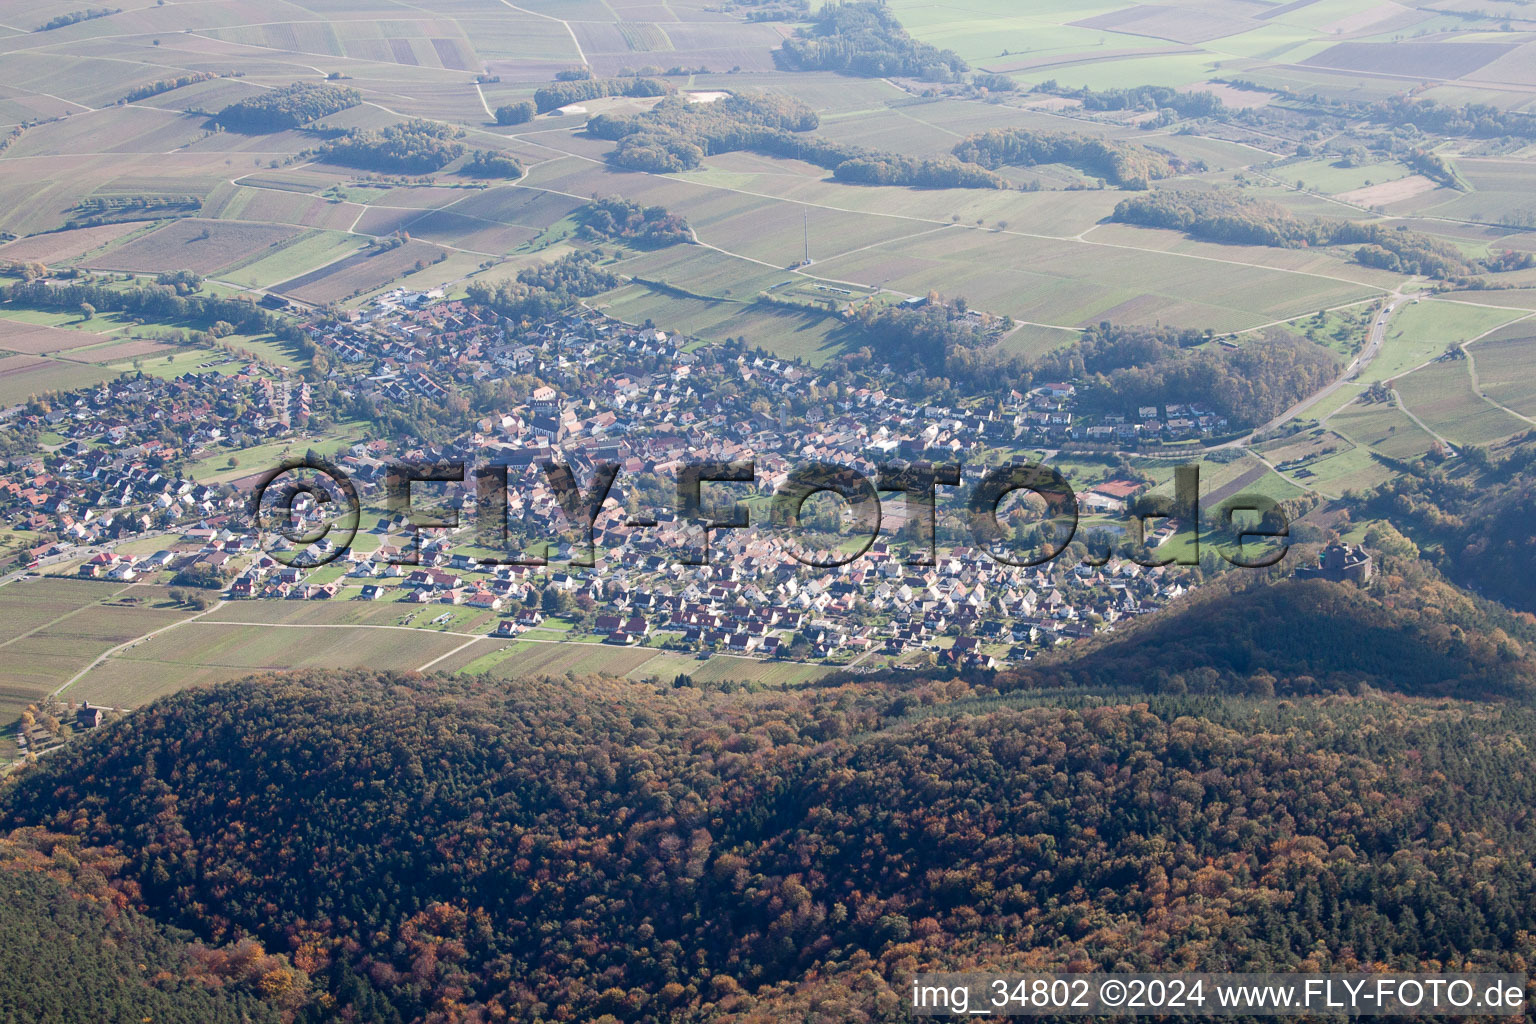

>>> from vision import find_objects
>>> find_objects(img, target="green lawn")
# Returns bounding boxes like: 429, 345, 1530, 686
219, 229, 370, 290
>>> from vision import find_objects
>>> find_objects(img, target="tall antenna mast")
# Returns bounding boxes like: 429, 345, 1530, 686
803, 209, 810, 265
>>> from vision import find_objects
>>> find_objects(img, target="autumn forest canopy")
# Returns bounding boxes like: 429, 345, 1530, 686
5, 625, 1536, 1023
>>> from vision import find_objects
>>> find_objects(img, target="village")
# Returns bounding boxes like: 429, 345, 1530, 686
0, 287, 1211, 673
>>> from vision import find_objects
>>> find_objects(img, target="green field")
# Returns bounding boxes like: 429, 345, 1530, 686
459, 639, 664, 679
595, 284, 854, 365
1395, 358, 1530, 447
1369, 300, 1524, 384
68, 621, 474, 708
626, 652, 837, 688
1468, 321, 1536, 419
1329, 400, 1440, 461
217, 229, 370, 289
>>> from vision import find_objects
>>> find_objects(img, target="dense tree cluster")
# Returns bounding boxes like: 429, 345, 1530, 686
460, 149, 524, 178
6, 651, 1536, 1022
578, 196, 693, 247
533, 77, 671, 114
465, 251, 619, 323
845, 299, 1002, 378
831, 153, 1007, 189
729, 0, 810, 22
494, 100, 536, 125
214, 82, 361, 132
1036, 81, 1229, 121
1353, 431, 1536, 613
952, 128, 1189, 188
588, 91, 820, 172
781, 1, 969, 80
1036, 321, 1337, 428
1399, 146, 1461, 191
0, 829, 297, 1022
4, 279, 279, 335
320, 119, 466, 173
969, 72, 1016, 93
1361, 95, 1536, 140
1110, 189, 1531, 280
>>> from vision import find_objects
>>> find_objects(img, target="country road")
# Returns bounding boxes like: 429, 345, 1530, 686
1220, 288, 1406, 450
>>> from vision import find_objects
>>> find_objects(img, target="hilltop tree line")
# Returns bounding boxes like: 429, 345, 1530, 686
67, 194, 202, 228
533, 76, 671, 114
951, 128, 1191, 189
214, 82, 361, 132
1010, 568, 1536, 700
319, 119, 465, 173
6, 661, 1536, 1022
1111, 188, 1535, 280
780, 0, 969, 80
834, 300, 1335, 427
1351, 95, 1536, 140
588, 91, 1008, 189
578, 196, 693, 247
36, 7, 118, 31
1036, 81, 1230, 121
119, 71, 222, 104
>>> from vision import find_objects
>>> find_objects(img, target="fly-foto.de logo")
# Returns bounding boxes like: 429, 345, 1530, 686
250, 457, 1290, 571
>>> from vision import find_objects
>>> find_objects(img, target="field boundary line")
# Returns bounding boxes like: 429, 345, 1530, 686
1459, 310, 1536, 427
417, 635, 489, 672
496, 0, 587, 64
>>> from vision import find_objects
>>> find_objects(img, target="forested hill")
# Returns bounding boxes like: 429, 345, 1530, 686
1000, 567, 1536, 700
0, 829, 299, 1023
1352, 431, 1536, 614
5, 648, 1536, 1022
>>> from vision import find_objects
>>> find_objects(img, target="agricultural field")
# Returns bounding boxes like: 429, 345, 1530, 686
459, 639, 665, 680
627, 652, 836, 688
1329, 400, 1441, 461
0, 578, 197, 750
272, 238, 458, 304
216, 229, 372, 289
1300, 41, 1518, 81
807, 226, 1380, 333
0, 221, 150, 265
594, 283, 854, 364
68, 621, 475, 708
1420, 158, 1536, 227
1394, 358, 1530, 448
0, 321, 110, 356
88, 219, 304, 275
1368, 300, 1524, 385
1468, 321, 1536, 419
